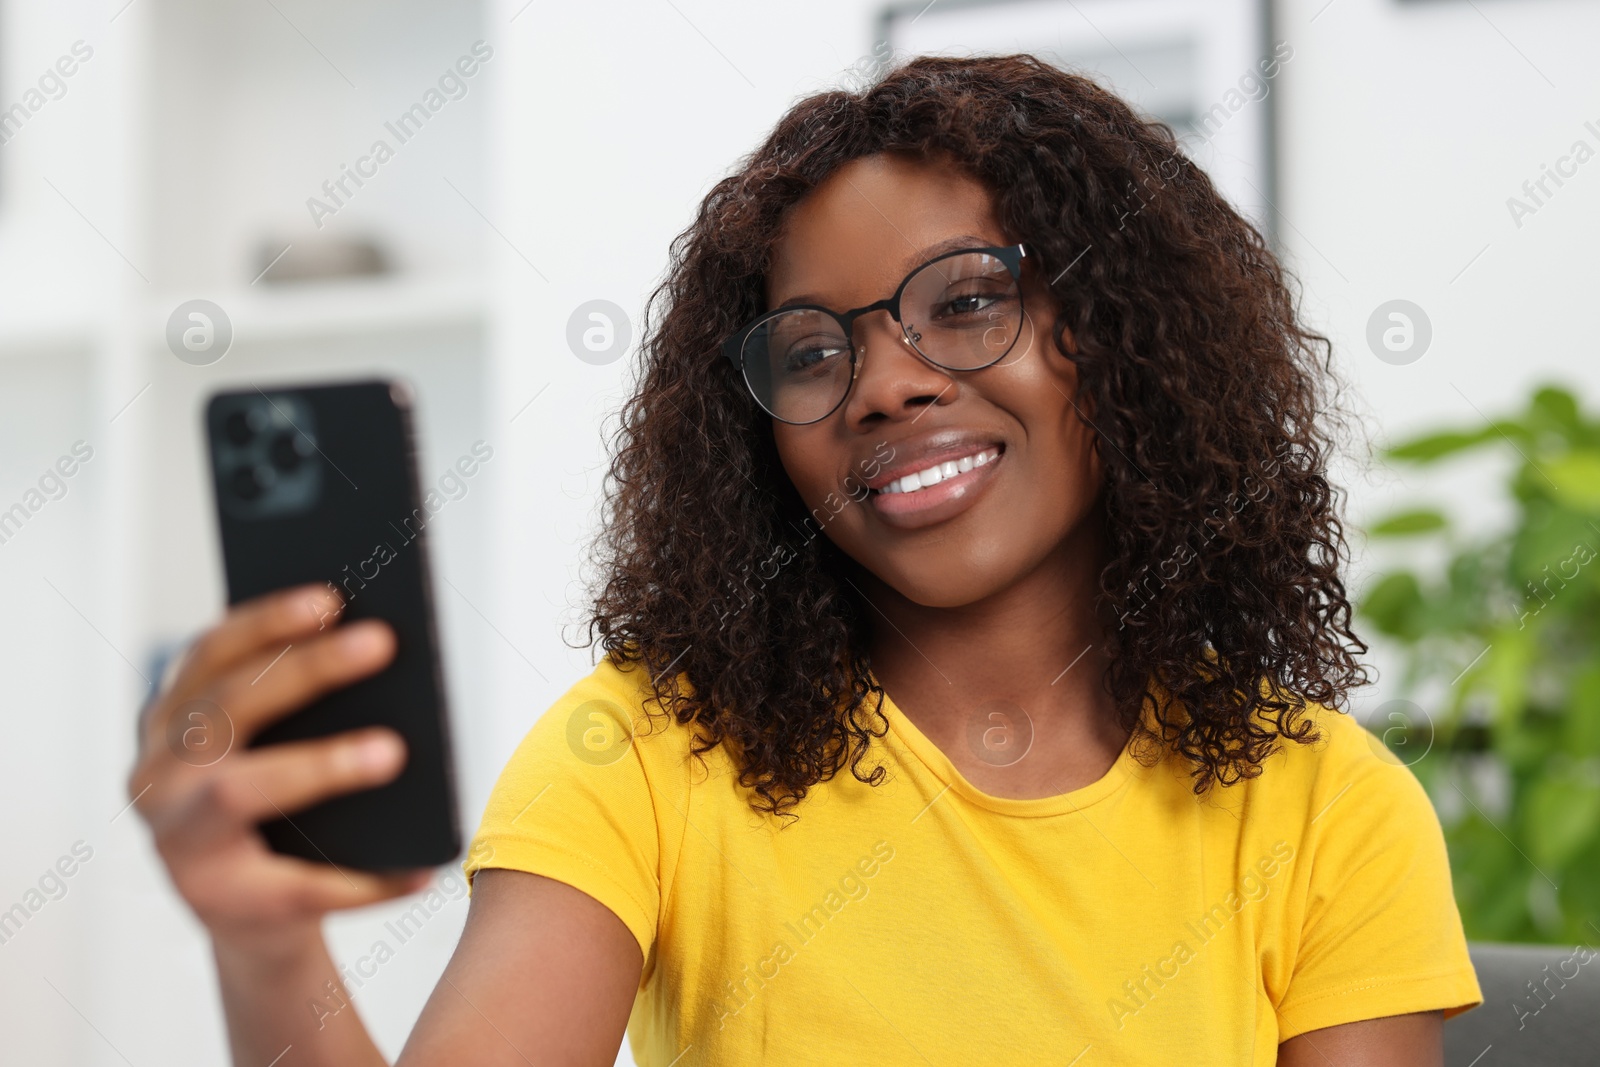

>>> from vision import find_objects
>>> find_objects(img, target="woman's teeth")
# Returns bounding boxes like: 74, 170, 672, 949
875, 447, 1000, 495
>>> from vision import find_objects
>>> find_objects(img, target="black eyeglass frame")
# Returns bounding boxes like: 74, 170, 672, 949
721, 242, 1031, 425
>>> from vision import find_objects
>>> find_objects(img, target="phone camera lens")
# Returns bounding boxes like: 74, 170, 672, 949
224, 410, 254, 446
269, 432, 308, 472
230, 466, 262, 501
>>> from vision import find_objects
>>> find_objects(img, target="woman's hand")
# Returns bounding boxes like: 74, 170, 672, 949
128, 582, 432, 954
129, 582, 643, 1067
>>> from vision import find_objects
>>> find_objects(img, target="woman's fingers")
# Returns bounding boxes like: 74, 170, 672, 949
179, 583, 344, 686
141, 584, 346, 753
174, 728, 410, 833
204, 619, 398, 746
260, 860, 437, 916
128, 588, 438, 938
192, 855, 437, 933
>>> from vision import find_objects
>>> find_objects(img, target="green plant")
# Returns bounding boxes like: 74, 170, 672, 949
1360, 384, 1600, 945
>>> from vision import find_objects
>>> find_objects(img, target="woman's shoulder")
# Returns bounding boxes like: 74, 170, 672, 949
1200, 698, 1442, 850
509, 653, 721, 785
1259, 699, 1422, 796
1237, 702, 1482, 1034
463, 654, 708, 964
1155, 696, 1438, 839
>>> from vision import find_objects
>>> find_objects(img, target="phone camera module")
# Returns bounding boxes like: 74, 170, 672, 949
230, 466, 263, 501
269, 431, 311, 473
212, 393, 323, 520
223, 410, 253, 446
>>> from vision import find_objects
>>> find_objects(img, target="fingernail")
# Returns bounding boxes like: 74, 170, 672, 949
339, 622, 386, 656
355, 733, 404, 772
293, 581, 334, 607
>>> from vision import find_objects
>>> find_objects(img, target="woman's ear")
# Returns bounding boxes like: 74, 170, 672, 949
1058, 320, 1079, 356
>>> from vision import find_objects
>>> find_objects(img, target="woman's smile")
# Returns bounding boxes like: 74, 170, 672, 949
861, 433, 1007, 529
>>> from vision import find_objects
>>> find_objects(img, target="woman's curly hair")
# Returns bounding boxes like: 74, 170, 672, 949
578, 52, 1370, 817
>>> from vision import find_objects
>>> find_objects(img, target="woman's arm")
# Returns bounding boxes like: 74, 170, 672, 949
208, 870, 643, 1067
212, 921, 390, 1067
132, 584, 640, 1066
395, 869, 643, 1066
1278, 1010, 1443, 1067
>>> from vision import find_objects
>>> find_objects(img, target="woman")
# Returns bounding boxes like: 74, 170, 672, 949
130, 54, 1481, 1065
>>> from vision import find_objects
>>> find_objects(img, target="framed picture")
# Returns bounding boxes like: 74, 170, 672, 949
877, 0, 1282, 243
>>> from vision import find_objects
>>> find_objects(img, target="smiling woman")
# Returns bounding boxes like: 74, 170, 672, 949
129, 51, 1481, 1067
462, 52, 1481, 1063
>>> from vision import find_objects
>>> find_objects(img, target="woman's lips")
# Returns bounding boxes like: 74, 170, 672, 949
867, 444, 1006, 529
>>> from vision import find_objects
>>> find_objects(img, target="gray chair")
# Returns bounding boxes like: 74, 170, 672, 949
1444, 942, 1598, 1065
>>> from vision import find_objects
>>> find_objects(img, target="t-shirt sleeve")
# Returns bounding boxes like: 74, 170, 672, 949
461, 662, 668, 964
1274, 710, 1484, 1040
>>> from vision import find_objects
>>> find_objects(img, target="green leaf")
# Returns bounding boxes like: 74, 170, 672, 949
1485, 627, 1532, 735
1508, 505, 1599, 596
1442, 551, 1492, 625
1448, 818, 1532, 940
1561, 665, 1600, 757
1445, 551, 1490, 609
1385, 420, 1532, 463
1556, 841, 1600, 937
1543, 450, 1600, 513
1359, 572, 1424, 639
1523, 774, 1600, 871
1369, 509, 1449, 537
1386, 428, 1500, 463
1499, 709, 1563, 772
1529, 386, 1581, 437
1373, 382, 1600, 943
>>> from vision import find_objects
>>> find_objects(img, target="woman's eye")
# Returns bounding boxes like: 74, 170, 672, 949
937, 290, 1007, 318
783, 343, 847, 374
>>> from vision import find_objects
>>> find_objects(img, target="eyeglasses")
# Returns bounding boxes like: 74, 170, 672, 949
722, 243, 1030, 425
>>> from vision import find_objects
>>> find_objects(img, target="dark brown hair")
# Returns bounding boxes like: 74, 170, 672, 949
579, 53, 1368, 817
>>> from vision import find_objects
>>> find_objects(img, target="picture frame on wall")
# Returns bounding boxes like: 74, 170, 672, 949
876, 0, 1282, 245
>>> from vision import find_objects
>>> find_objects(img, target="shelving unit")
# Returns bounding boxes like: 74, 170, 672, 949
0, 2, 499, 1063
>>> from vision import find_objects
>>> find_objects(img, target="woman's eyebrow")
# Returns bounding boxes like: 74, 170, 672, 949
772, 234, 1002, 310
904, 233, 996, 268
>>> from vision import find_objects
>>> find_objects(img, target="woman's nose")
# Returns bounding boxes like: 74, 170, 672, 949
843, 311, 955, 418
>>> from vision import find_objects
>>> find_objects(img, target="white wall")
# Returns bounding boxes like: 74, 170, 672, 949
1, 0, 1596, 1063
1277, 0, 1600, 712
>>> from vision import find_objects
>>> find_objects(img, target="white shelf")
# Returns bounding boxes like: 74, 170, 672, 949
0, 275, 487, 363
0, 299, 104, 356
145, 273, 488, 345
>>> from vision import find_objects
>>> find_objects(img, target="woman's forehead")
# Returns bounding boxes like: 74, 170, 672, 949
764, 154, 1004, 308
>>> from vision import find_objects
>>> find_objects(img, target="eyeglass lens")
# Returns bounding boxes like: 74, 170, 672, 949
739, 250, 1022, 424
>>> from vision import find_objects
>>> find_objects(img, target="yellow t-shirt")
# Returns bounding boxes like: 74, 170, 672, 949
462, 656, 1481, 1064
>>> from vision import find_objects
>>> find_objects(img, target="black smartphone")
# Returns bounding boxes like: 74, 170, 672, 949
203, 379, 461, 872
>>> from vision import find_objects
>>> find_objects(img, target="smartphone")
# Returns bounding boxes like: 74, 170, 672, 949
203, 379, 461, 872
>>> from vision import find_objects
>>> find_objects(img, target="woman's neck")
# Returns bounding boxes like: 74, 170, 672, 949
854, 520, 1129, 798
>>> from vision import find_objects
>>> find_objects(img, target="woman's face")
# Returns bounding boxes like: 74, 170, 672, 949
767, 151, 1105, 609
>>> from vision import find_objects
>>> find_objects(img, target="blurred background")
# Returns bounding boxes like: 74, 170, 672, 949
2, 0, 1598, 1062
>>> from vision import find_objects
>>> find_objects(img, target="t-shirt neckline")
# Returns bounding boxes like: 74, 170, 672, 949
873, 682, 1143, 818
